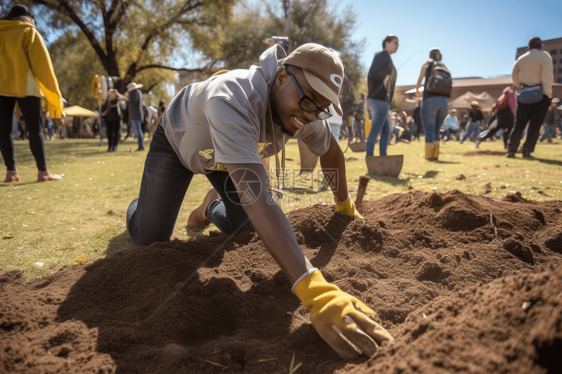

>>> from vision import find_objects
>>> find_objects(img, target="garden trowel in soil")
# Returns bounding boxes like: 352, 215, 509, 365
365, 155, 403, 178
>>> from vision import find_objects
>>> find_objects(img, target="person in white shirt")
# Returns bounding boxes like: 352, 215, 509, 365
506, 37, 553, 158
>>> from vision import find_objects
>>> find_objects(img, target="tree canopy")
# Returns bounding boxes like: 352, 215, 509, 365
2, 0, 366, 107
18, 0, 235, 94
220, 0, 366, 95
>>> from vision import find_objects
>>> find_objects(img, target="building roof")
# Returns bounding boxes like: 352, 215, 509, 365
402, 76, 515, 94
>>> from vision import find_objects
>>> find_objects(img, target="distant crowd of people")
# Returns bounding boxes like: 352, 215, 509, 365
337, 35, 560, 161
1, 3, 560, 187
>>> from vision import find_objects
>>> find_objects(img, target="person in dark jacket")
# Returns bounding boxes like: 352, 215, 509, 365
366, 35, 398, 157
101, 89, 126, 152
460, 101, 484, 144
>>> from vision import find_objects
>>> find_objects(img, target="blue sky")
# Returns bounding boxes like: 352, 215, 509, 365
338, 0, 562, 86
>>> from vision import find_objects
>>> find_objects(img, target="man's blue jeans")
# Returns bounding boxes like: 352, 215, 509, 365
421, 96, 448, 143
130, 119, 145, 150
461, 122, 481, 143
127, 125, 253, 246
366, 99, 390, 156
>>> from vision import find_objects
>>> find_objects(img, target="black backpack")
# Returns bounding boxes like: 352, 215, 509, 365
427, 62, 452, 97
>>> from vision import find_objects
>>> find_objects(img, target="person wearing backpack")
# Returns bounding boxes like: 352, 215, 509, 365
506, 37, 553, 158
415, 48, 452, 160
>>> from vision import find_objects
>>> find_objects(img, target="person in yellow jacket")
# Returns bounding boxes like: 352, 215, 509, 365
0, 5, 63, 182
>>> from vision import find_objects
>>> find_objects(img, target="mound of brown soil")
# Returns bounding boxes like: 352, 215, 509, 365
1, 190, 561, 374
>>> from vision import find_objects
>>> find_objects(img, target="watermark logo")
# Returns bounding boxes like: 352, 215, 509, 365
224, 168, 262, 205
272, 168, 338, 193
224, 167, 339, 206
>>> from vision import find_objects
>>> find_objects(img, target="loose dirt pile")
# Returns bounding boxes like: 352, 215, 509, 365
1, 190, 562, 374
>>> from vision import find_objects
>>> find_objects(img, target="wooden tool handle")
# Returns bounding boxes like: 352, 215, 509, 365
355, 175, 370, 210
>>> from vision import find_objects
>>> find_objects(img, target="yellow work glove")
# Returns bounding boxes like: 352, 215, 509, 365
336, 197, 363, 219
293, 269, 393, 359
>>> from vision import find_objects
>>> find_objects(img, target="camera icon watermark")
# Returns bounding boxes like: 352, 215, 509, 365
224, 168, 262, 206
224, 167, 339, 206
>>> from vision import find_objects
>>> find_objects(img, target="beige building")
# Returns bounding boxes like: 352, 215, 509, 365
396, 76, 562, 114
516, 37, 562, 84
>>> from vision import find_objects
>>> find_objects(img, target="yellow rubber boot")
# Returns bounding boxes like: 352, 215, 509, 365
425, 144, 434, 160
433, 141, 440, 160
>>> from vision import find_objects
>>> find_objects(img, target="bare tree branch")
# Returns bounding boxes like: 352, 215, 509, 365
143, 83, 158, 93
136, 64, 214, 74
111, 0, 130, 28
33, 0, 110, 71
124, 0, 205, 82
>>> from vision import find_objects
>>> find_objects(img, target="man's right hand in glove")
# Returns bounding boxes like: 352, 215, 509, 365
293, 269, 393, 359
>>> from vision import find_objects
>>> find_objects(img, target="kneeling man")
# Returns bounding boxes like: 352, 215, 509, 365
126, 43, 393, 359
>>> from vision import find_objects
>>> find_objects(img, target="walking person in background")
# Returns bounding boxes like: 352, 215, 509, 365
141, 101, 149, 138
0, 5, 62, 182
11, 107, 18, 141
126, 82, 145, 151
351, 93, 366, 142
539, 98, 560, 143
507, 37, 553, 158
122, 98, 131, 141
412, 98, 422, 141
459, 112, 469, 135
101, 89, 125, 152
366, 35, 398, 157
17, 115, 26, 140
477, 87, 516, 149
92, 119, 100, 139
44, 112, 54, 140
442, 109, 459, 141
415, 48, 451, 160
145, 103, 159, 139
460, 101, 484, 145
555, 105, 562, 139
157, 100, 167, 123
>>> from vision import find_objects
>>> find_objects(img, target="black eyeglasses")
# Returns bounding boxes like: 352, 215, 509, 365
285, 66, 332, 121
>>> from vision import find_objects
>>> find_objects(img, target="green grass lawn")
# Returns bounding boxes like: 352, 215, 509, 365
1, 134, 561, 280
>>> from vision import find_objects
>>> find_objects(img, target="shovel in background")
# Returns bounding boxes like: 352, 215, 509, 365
366, 155, 404, 178
349, 141, 367, 152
